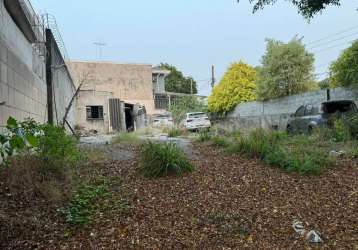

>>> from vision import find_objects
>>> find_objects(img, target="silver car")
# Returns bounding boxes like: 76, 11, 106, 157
287, 100, 357, 134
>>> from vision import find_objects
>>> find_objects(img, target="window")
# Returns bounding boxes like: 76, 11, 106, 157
295, 106, 305, 117
304, 105, 313, 116
86, 106, 104, 120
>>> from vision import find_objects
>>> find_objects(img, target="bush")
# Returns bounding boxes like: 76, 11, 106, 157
0, 117, 83, 167
197, 130, 212, 142
38, 125, 83, 167
344, 112, 358, 139
168, 128, 184, 138
139, 141, 193, 178
211, 136, 230, 147
332, 119, 351, 142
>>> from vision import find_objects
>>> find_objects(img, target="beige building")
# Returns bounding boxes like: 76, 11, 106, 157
68, 61, 163, 134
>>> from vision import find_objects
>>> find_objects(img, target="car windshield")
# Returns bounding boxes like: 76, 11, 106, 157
189, 113, 207, 118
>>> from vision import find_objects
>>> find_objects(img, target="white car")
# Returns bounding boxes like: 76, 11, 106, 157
152, 114, 174, 128
182, 112, 211, 131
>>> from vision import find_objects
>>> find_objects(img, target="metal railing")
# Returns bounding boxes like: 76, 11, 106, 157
43, 13, 69, 59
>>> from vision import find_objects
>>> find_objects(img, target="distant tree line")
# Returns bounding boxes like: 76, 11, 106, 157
208, 38, 358, 114
159, 63, 198, 94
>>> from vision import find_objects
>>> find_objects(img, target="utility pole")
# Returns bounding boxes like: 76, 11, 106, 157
190, 79, 193, 95
211, 65, 215, 89
93, 42, 106, 60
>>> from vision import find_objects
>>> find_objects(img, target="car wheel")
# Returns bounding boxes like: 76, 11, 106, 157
287, 125, 293, 135
307, 126, 313, 135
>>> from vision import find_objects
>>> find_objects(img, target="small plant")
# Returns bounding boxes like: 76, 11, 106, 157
58, 178, 127, 226
113, 133, 140, 144
168, 128, 184, 138
332, 119, 350, 142
139, 141, 193, 178
197, 130, 211, 142
211, 136, 230, 147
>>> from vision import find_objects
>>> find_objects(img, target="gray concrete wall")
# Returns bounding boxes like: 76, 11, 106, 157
216, 87, 358, 132
46, 29, 76, 128
0, 0, 47, 132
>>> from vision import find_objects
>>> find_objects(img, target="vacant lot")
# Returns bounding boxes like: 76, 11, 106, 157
1, 140, 357, 249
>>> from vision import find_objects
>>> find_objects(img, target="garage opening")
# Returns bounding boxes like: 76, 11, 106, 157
125, 103, 134, 132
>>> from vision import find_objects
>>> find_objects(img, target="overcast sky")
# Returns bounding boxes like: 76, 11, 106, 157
31, 0, 358, 96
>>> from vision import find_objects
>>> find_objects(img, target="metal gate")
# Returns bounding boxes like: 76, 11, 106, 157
109, 98, 122, 131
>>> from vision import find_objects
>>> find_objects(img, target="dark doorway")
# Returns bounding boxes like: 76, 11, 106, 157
125, 103, 134, 132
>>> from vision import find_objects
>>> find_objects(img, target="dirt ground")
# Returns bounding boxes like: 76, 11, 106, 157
1, 141, 358, 249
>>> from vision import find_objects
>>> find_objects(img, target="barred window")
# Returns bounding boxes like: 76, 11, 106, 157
86, 106, 104, 120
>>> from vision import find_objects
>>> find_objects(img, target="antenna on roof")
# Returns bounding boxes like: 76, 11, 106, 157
93, 42, 107, 60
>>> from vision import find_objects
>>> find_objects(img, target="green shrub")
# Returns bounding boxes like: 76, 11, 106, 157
38, 125, 83, 167
211, 136, 230, 147
168, 128, 184, 138
139, 141, 193, 178
344, 112, 358, 139
197, 130, 212, 142
0, 117, 83, 167
332, 119, 351, 142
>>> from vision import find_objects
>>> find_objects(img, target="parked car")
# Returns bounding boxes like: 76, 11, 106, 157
287, 100, 357, 134
152, 114, 174, 128
182, 112, 211, 131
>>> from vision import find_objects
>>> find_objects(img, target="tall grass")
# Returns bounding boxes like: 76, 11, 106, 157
139, 141, 193, 178
219, 129, 333, 175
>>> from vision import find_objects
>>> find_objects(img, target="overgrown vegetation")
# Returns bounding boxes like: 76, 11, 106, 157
0, 117, 83, 167
138, 141, 193, 178
167, 127, 185, 137
204, 129, 337, 175
58, 177, 128, 226
112, 132, 141, 144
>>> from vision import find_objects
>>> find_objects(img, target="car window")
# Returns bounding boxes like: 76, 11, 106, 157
295, 106, 305, 117
304, 105, 315, 116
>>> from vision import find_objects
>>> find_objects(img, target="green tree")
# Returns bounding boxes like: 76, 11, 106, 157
170, 96, 206, 124
159, 63, 198, 94
329, 41, 358, 88
256, 38, 316, 100
245, 0, 341, 19
208, 62, 257, 114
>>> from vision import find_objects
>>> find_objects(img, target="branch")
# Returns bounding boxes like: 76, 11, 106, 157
62, 71, 91, 127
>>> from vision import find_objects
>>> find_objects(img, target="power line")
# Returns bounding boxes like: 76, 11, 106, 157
305, 24, 358, 46
313, 39, 357, 53
307, 31, 358, 49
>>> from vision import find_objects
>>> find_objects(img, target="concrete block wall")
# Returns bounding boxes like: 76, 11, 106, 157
217, 87, 358, 132
0, 0, 47, 132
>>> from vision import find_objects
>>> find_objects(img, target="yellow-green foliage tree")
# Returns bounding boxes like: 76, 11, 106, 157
208, 62, 257, 114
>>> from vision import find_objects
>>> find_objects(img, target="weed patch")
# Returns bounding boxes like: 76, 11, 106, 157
168, 128, 185, 138
113, 133, 141, 144
197, 130, 212, 142
58, 177, 128, 226
139, 141, 193, 178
